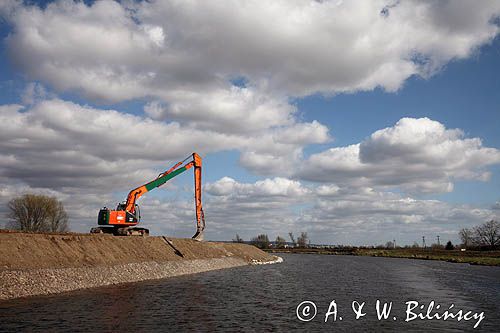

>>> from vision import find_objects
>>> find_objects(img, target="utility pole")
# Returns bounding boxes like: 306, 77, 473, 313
437, 235, 440, 246
422, 236, 426, 248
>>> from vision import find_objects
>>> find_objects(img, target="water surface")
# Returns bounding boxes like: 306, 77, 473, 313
1, 254, 499, 332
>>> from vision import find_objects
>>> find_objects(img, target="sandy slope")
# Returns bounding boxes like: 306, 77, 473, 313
0, 232, 279, 300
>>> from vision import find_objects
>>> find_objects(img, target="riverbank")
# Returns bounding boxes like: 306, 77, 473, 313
0, 231, 281, 300
264, 247, 500, 266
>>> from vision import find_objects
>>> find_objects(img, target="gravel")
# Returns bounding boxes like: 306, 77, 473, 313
0, 256, 282, 300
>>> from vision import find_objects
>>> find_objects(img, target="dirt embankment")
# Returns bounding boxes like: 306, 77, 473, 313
0, 232, 280, 300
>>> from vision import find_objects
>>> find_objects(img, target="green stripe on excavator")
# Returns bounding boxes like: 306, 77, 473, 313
144, 166, 188, 192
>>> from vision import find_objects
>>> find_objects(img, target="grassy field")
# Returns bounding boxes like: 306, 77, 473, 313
264, 247, 500, 266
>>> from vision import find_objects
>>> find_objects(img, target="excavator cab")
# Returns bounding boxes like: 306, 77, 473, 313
115, 202, 141, 221
134, 204, 141, 221
116, 202, 126, 211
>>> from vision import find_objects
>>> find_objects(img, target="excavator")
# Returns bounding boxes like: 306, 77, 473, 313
90, 153, 206, 240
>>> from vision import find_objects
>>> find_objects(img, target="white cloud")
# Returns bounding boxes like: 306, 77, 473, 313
0, 96, 328, 191
206, 176, 310, 198
1, 1, 497, 176
2, 0, 499, 128
145, 87, 297, 134
143, 25, 165, 47
201, 177, 310, 239
238, 149, 302, 176
237, 120, 330, 175
303, 190, 498, 245
1, 100, 498, 242
2, 101, 498, 241
2, 100, 498, 243
1, 1, 499, 242
1, 0, 497, 181
0, 100, 227, 191
298, 118, 500, 194
273, 120, 330, 145
189, 177, 500, 244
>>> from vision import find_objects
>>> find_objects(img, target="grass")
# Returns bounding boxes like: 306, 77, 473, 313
264, 247, 500, 266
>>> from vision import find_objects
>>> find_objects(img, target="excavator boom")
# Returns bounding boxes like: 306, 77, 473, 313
92, 153, 206, 240
192, 153, 204, 240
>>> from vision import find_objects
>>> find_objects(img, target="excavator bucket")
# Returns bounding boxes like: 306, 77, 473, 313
192, 228, 204, 241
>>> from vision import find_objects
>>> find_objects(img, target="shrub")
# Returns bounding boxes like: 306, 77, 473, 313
251, 234, 270, 249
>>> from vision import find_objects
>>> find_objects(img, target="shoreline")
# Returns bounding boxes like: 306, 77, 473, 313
1, 256, 283, 301
0, 232, 282, 301
264, 248, 500, 266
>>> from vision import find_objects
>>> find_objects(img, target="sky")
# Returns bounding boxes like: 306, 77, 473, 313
0, 0, 499, 246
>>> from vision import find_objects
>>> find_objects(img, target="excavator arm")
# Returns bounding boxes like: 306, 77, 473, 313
95, 153, 205, 240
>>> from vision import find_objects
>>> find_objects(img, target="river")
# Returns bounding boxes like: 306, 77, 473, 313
1, 254, 499, 332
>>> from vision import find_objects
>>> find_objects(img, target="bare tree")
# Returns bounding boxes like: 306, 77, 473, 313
385, 241, 394, 249
474, 220, 500, 247
47, 200, 68, 232
288, 232, 296, 246
7, 194, 69, 232
232, 234, 244, 243
297, 232, 309, 248
275, 235, 286, 248
459, 228, 474, 248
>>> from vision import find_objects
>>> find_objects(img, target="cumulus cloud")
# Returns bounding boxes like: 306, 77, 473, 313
1, 0, 499, 141
0, 97, 328, 191
3, 0, 500, 101
0, 100, 233, 190
238, 120, 330, 175
206, 176, 310, 198
144, 87, 296, 134
200, 177, 310, 239
2, 100, 498, 240
302, 189, 498, 245
195, 177, 499, 244
1, 0, 497, 180
1, 100, 498, 241
1, 1, 499, 242
298, 118, 500, 193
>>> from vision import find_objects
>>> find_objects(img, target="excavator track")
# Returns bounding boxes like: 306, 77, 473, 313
116, 227, 149, 236
90, 227, 149, 236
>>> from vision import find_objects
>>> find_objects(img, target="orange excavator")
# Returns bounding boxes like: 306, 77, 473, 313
90, 153, 206, 240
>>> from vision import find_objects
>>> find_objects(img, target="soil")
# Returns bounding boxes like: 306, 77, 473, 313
0, 231, 279, 300
0, 231, 272, 270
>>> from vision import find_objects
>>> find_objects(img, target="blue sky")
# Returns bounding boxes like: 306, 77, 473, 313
0, 1, 499, 245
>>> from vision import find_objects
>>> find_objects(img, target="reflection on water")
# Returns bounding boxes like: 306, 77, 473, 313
1, 254, 499, 332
